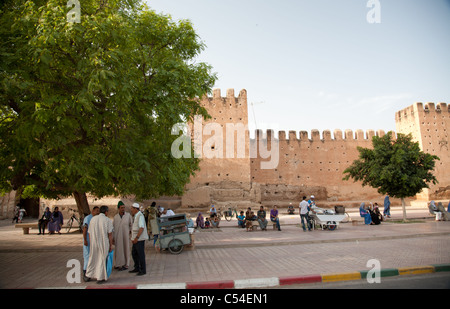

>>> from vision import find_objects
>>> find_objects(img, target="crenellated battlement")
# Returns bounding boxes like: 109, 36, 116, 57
250, 128, 389, 142
201, 88, 247, 108
396, 102, 449, 122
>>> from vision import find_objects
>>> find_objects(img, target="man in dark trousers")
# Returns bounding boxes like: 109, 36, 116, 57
129, 203, 148, 276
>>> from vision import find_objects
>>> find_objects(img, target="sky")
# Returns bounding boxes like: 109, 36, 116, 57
145, 0, 450, 137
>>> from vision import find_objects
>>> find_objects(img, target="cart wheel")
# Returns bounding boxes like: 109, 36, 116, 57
327, 221, 337, 231
225, 213, 232, 222
168, 239, 184, 254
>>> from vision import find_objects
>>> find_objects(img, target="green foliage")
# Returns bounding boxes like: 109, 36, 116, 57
0, 0, 217, 201
343, 132, 439, 199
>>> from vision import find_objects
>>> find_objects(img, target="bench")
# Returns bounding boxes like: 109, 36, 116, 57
271, 221, 284, 230
251, 221, 259, 231
15, 223, 39, 234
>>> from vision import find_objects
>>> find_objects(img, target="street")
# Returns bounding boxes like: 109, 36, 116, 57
276, 272, 450, 289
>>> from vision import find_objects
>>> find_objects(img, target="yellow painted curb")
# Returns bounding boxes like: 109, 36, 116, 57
322, 272, 361, 283
398, 266, 435, 276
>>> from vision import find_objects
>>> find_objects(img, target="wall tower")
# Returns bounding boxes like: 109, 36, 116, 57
395, 102, 450, 200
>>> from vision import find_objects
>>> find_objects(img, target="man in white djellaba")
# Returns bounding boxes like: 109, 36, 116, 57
84, 205, 114, 284
113, 201, 133, 271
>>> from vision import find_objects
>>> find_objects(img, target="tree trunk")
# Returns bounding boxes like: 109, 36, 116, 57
401, 197, 407, 222
73, 191, 91, 217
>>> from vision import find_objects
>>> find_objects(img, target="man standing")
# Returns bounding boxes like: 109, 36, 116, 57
145, 202, 159, 245
130, 202, 148, 276
82, 206, 100, 275
84, 206, 114, 284
113, 201, 133, 271
299, 196, 312, 232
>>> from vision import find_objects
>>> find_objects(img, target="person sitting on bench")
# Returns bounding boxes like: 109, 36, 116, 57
38, 207, 52, 235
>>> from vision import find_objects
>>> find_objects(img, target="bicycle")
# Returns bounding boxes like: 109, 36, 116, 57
223, 206, 240, 222
66, 208, 83, 233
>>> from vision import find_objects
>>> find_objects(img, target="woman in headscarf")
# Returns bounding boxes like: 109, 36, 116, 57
48, 207, 64, 234
359, 203, 372, 225
429, 201, 442, 221
437, 202, 449, 221
369, 205, 381, 225
196, 212, 205, 229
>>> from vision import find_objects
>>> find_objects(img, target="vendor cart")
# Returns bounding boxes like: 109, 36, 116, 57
157, 214, 191, 254
309, 208, 347, 231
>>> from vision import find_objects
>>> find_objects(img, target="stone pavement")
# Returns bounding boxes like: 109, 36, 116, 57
0, 206, 449, 289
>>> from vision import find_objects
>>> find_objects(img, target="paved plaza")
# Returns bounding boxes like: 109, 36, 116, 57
0, 206, 449, 289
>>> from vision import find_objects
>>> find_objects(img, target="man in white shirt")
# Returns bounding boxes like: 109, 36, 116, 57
161, 207, 175, 217
130, 202, 148, 276
299, 196, 312, 232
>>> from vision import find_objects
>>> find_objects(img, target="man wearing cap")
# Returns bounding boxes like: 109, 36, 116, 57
129, 202, 148, 276
308, 195, 316, 208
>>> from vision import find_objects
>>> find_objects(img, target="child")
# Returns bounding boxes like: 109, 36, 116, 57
237, 211, 246, 228
205, 217, 210, 228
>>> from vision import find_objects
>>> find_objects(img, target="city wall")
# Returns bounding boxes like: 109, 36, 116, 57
181, 89, 399, 210
1, 89, 448, 218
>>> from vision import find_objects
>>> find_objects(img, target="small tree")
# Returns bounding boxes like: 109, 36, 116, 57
343, 132, 439, 221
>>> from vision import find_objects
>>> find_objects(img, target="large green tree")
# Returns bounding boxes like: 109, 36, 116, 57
0, 0, 216, 216
343, 132, 439, 221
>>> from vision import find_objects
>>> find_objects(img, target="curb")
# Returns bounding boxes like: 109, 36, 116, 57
39, 263, 450, 289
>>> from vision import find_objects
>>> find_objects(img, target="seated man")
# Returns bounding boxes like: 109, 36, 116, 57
210, 215, 220, 228
257, 206, 268, 231
270, 205, 281, 231
209, 204, 217, 218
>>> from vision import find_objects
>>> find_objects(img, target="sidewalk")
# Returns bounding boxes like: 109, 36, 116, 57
0, 206, 449, 289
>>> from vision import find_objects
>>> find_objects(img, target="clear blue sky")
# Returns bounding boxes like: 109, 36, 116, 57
145, 0, 450, 137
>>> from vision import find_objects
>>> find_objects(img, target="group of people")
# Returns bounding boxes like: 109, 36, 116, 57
429, 200, 450, 221
194, 204, 282, 231
237, 205, 282, 231
359, 202, 384, 225
195, 205, 221, 229
35, 206, 65, 234
12, 205, 27, 224
298, 195, 317, 231
359, 195, 393, 225
82, 201, 151, 284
